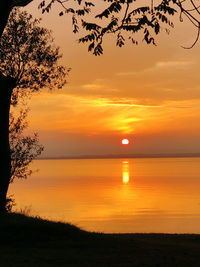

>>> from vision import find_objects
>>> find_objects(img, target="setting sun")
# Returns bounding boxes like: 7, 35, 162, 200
121, 138, 129, 145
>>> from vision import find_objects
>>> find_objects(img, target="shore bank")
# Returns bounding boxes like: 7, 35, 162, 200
1, 213, 200, 266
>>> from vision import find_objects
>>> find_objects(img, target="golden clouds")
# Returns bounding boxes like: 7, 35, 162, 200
28, 89, 200, 141
24, 2, 200, 155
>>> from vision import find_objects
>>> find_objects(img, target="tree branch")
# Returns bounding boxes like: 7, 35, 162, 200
11, 0, 34, 8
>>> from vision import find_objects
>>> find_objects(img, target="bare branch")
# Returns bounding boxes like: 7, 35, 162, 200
182, 23, 200, 48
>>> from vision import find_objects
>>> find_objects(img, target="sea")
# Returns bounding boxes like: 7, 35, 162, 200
9, 157, 200, 233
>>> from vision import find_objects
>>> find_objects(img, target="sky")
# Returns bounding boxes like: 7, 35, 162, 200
19, 0, 200, 157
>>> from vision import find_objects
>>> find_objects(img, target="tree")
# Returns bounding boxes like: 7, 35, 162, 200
0, 0, 200, 212
10, 109, 44, 183
6, 109, 44, 211
0, 8, 68, 212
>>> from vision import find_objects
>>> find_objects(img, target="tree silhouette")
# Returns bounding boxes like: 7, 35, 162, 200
10, 109, 44, 183
0, 8, 68, 212
6, 109, 44, 211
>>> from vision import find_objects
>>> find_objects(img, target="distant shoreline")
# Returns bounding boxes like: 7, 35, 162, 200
38, 153, 200, 160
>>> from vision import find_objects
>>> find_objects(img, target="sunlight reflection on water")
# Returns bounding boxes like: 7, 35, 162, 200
122, 160, 130, 184
9, 157, 200, 233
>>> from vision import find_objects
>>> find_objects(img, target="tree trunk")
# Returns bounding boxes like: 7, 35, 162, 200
0, 2, 12, 38
0, 73, 15, 212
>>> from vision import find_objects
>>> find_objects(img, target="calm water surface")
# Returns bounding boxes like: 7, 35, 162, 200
9, 157, 200, 233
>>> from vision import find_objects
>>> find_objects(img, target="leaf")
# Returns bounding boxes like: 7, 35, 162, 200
154, 22, 160, 34
94, 43, 103, 56
88, 41, 95, 51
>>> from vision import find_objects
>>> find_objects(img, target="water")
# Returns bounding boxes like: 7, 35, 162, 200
9, 157, 200, 233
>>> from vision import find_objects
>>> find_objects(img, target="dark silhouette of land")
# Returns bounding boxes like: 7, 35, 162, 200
1, 212, 200, 267
40, 152, 200, 160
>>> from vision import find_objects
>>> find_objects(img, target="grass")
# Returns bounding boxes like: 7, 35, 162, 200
1, 213, 200, 266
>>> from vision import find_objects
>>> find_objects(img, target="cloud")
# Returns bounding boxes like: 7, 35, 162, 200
116, 60, 194, 76
103, 99, 163, 108
82, 83, 104, 90
116, 71, 138, 76
155, 61, 194, 68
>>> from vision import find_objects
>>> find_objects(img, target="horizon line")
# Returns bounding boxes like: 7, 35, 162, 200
38, 152, 200, 160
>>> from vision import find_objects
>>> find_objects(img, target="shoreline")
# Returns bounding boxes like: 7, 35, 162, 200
1, 212, 200, 266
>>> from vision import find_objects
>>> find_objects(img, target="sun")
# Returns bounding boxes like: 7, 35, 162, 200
121, 138, 129, 145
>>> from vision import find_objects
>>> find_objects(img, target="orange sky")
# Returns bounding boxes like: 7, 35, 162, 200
19, 1, 200, 157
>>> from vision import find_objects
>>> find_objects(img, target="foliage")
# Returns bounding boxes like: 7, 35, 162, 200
9, 110, 44, 183
0, 8, 71, 189
39, 0, 200, 54
0, 8, 69, 182
0, 6, 69, 212
0, 8, 69, 105
5, 195, 16, 212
